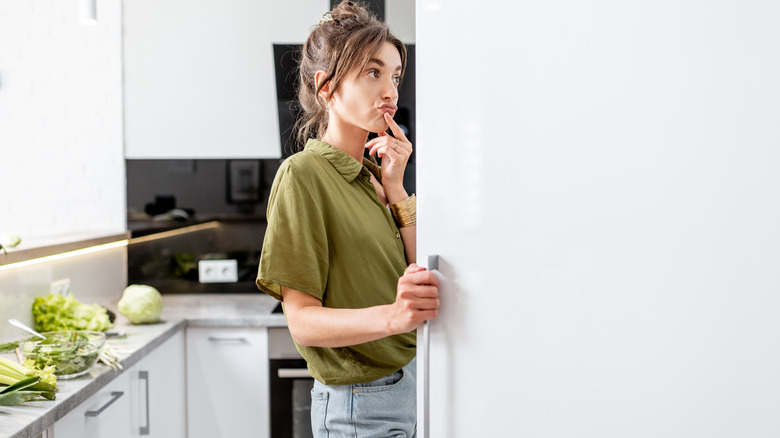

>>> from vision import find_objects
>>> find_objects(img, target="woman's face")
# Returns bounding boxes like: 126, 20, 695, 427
328, 42, 402, 134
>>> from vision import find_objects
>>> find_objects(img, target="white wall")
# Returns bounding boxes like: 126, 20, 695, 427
0, 0, 126, 241
0, 0, 127, 342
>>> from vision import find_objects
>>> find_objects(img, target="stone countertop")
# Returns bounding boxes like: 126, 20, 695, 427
159, 293, 285, 328
0, 293, 284, 438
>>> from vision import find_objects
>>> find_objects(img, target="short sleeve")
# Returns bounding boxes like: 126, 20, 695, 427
256, 160, 329, 301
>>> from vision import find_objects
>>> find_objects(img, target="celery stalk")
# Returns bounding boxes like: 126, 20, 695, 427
0, 374, 21, 386
0, 356, 28, 379
0, 356, 57, 393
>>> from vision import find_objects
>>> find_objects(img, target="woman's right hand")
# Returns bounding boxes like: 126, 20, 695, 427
388, 263, 440, 334
281, 264, 439, 347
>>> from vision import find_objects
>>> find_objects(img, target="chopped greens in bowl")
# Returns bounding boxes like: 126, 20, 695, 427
19, 331, 106, 379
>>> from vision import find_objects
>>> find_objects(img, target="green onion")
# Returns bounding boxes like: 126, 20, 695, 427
0, 376, 54, 405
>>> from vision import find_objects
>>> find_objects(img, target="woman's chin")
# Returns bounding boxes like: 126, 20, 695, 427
366, 122, 389, 134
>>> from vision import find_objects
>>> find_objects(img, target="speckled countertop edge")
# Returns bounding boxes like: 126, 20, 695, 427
1, 293, 285, 438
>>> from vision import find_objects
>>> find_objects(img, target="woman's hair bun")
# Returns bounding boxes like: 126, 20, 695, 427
325, 1, 374, 31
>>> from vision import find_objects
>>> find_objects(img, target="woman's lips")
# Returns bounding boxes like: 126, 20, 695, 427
379, 104, 398, 116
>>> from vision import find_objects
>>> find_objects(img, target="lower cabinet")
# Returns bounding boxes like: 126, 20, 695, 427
51, 326, 271, 437
54, 370, 132, 438
185, 327, 270, 438
130, 330, 186, 438
53, 331, 186, 438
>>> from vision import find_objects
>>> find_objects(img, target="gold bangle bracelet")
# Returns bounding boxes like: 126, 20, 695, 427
390, 194, 416, 228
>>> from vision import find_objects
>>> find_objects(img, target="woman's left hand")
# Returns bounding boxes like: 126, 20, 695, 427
365, 112, 413, 190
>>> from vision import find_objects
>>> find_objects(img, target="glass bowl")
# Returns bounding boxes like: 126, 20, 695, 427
19, 330, 106, 379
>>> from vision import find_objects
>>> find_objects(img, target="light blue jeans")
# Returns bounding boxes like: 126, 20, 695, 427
310, 357, 417, 438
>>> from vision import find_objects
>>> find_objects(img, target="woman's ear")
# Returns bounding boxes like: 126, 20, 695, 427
314, 70, 331, 99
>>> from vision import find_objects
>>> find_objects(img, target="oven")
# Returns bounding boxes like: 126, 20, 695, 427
269, 327, 314, 438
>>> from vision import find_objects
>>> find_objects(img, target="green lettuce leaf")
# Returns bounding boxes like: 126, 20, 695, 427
32, 293, 113, 332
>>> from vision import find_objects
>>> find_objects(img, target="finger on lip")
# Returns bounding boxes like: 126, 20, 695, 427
383, 113, 407, 142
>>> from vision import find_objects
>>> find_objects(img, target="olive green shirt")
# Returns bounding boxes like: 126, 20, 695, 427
256, 139, 415, 385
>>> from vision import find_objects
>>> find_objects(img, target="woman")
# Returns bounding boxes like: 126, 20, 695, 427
256, 1, 440, 436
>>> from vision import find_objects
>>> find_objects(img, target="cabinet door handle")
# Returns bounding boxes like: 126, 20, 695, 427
139, 370, 150, 435
208, 336, 248, 343
84, 391, 124, 417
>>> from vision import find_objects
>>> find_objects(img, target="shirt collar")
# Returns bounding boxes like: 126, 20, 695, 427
304, 138, 378, 183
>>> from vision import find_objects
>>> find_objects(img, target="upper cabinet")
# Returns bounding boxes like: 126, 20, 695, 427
123, 0, 328, 159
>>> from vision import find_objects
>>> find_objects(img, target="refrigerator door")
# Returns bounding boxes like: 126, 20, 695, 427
416, 0, 780, 437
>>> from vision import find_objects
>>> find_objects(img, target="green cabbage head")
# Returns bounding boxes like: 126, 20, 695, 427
118, 285, 163, 324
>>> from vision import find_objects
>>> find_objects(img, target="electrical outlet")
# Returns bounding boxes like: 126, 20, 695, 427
50, 278, 71, 296
198, 260, 238, 283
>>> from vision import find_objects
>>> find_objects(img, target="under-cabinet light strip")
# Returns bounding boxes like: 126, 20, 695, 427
0, 221, 220, 272
128, 221, 219, 245
0, 240, 128, 272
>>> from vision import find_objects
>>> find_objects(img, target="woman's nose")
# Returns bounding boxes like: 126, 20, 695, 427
383, 78, 398, 101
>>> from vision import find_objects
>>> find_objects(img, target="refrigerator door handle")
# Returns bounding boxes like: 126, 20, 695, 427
428, 254, 439, 272
422, 319, 431, 437
421, 254, 439, 438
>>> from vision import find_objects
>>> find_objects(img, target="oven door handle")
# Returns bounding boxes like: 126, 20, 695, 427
277, 368, 312, 379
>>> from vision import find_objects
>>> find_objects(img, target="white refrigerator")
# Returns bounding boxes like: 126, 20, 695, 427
415, 0, 780, 437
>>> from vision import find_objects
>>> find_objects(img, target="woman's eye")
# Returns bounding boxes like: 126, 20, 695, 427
393, 76, 400, 84
368, 70, 379, 78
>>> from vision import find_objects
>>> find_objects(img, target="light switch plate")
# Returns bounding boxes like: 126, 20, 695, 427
198, 260, 239, 283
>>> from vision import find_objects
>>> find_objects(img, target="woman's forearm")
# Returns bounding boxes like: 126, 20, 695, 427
281, 270, 438, 348
287, 301, 396, 348
399, 224, 416, 264
383, 185, 416, 264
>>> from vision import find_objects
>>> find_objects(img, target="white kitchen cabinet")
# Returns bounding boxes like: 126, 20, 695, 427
129, 331, 186, 438
123, 0, 328, 159
186, 327, 269, 438
54, 372, 132, 438
54, 331, 185, 438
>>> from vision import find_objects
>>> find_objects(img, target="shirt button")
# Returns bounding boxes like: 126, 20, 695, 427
396, 233, 401, 238
352, 389, 358, 394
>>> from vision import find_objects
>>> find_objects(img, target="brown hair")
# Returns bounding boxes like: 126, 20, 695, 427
294, 1, 407, 149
